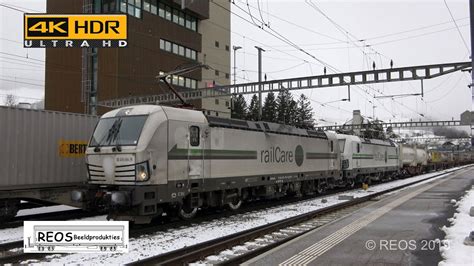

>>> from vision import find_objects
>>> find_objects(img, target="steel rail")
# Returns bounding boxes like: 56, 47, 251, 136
128, 165, 470, 265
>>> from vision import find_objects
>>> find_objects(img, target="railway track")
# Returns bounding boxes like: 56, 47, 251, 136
0, 187, 347, 264
127, 166, 470, 265
0, 166, 469, 265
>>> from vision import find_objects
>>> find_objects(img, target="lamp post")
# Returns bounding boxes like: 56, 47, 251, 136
255, 46, 265, 120
232, 46, 242, 85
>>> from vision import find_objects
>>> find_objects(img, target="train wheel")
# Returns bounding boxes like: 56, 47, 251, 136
316, 184, 326, 194
227, 198, 242, 211
347, 178, 355, 188
178, 205, 198, 220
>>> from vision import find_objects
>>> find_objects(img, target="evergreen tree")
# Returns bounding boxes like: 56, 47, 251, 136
296, 94, 315, 128
247, 94, 260, 121
231, 94, 247, 119
276, 89, 294, 124
262, 92, 277, 123
287, 99, 298, 126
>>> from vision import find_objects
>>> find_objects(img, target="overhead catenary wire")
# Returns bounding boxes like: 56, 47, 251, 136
443, 0, 470, 53
244, 1, 394, 119
0, 78, 43, 87
304, 0, 433, 120
268, 23, 470, 52
0, 3, 42, 13
266, 16, 469, 48
238, 0, 346, 43
239, 0, 425, 121
256, 0, 268, 27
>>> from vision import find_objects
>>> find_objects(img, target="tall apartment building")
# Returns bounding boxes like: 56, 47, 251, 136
45, 0, 231, 117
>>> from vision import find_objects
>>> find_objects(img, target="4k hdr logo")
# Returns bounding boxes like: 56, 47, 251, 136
24, 14, 127, 48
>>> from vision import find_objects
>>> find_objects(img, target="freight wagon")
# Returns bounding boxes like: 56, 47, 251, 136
0, 107, 98, 220
399, 144, 428, 176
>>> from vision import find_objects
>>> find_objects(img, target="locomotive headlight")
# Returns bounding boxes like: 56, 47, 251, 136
136, 162, 150, 182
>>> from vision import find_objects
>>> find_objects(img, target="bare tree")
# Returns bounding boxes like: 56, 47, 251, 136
4, 94, 18, 107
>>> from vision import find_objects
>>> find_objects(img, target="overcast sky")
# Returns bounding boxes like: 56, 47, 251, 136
0, 0, 471, 126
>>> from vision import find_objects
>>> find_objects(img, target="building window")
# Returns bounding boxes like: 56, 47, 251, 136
160, 39, 197, 61
178, 76, 185, 86
215, 99, 219, 105
145, 1, 198, 32
185, 15, 192, 29
225, 101, 229, 107
150, 0, 157, 14
216, 112, 219, 117
215, 41, 219, 48
172, 9, 179, 24
119, 0, 141, 18
165, 5, 172, 21
172, 43, 178, 54
215, 70, 219, 76
102, 0, 117, 12
159, 70, 198, 90
225, 45, 229, 51
190, 17, 197, 31
120, 1, 126, 13
158, 2, 164, 17
143, 0, 150, 12
225, 73, 230, 79
185, 48, 191, 58
178, 11, 185, 26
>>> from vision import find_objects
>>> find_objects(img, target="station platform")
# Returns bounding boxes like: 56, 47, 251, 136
243, 167, 474, 266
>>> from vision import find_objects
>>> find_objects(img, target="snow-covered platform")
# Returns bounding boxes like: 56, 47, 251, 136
243, 167, 474, 266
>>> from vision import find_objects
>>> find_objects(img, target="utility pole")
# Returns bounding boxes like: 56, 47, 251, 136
255, 46, 265, 120
232, 46, 242, 85
470, 0, 474, 145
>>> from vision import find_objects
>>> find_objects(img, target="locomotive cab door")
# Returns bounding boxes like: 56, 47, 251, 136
187, 124, 208, 189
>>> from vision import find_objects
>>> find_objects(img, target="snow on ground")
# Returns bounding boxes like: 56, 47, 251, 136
0, 215, 107, 245
16, 205, 78, 217
30, 166, 469, 264
439, 185, 474, 266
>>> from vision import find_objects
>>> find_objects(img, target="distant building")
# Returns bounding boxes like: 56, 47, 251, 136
45, 0, 231, 117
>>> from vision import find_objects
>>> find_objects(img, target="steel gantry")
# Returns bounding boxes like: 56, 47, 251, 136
393, 137, 472, 142
315, 120, 463, 131
99, 61, 471, 108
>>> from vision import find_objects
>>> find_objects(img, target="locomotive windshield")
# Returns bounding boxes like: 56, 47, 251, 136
89, 115, 148, 147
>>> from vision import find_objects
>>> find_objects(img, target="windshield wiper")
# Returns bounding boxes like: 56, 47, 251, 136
112, 119, 123, 152
94, 119, 121, 152
93, 129, 111, 153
